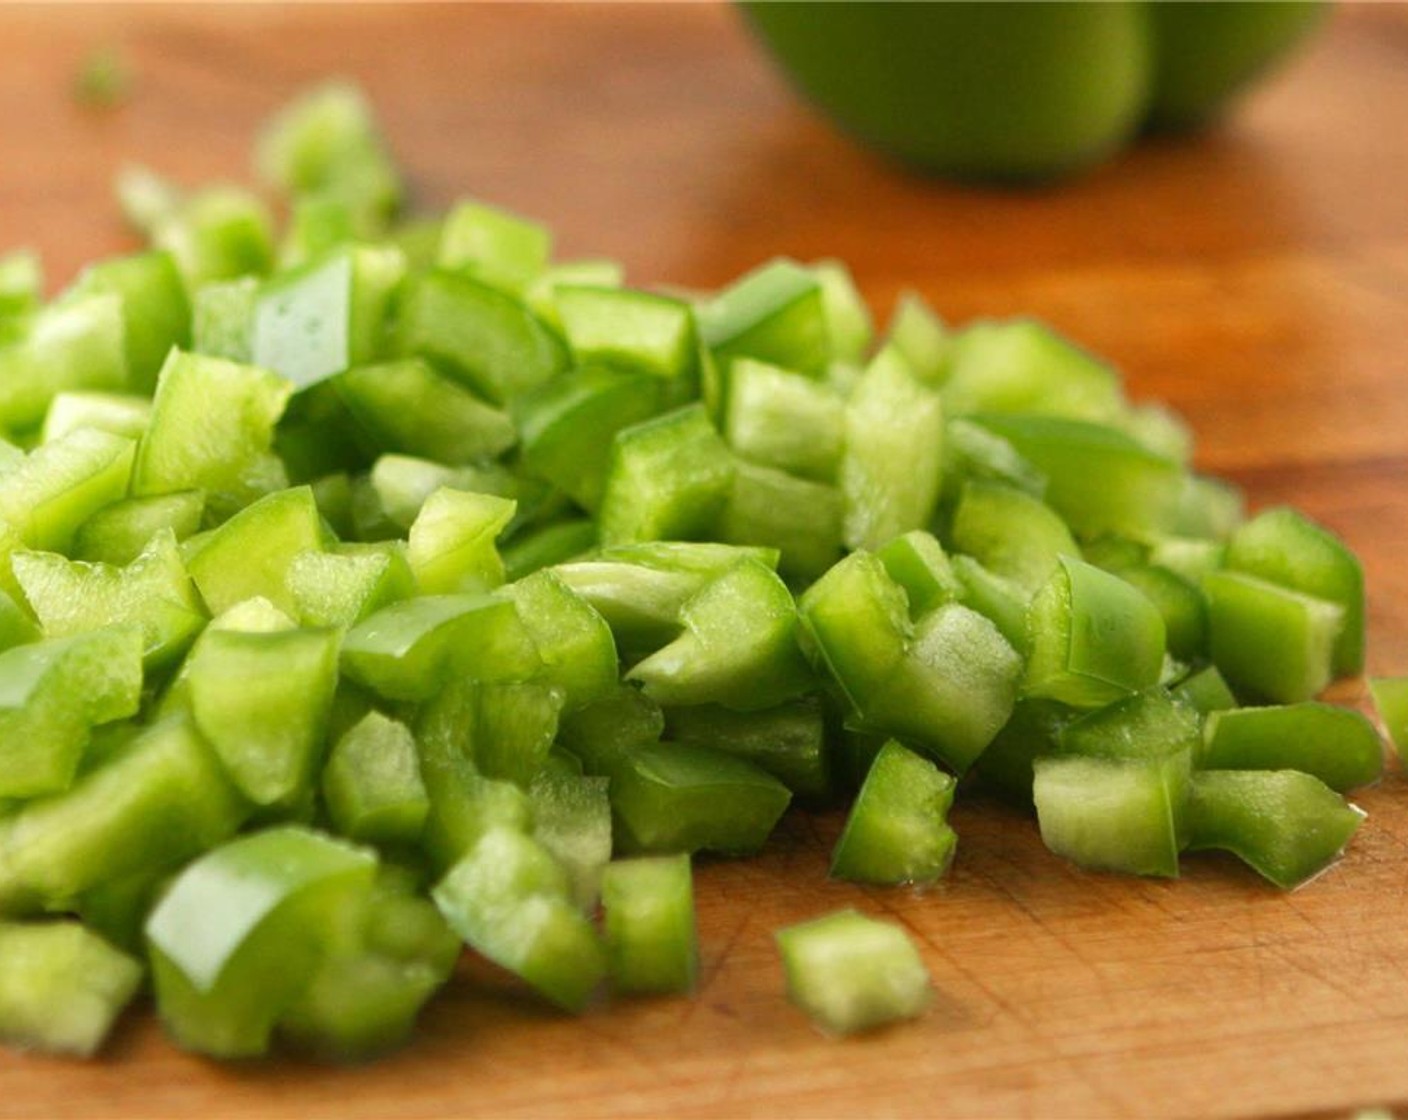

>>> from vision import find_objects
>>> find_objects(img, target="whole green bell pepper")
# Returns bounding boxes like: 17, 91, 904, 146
740, 1, 1326, 181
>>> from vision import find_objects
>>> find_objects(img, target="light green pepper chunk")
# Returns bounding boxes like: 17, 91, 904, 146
40, 391, 151, 444
1184, 770, 1364, 889
133, 350, 291, 519
500, 568, 618, 712
433, 826, 605, 1012
439, 198, 552, 293
831, 740, 957, 886
1202, 569, 1343, 704
14, 529, 206, 669
146, 826, 377, 1059
840, 345, 944, 552
0, 714, 248, 915
723, 356, 845, 483
1201, 703, 1382, 793
68, 249, 191, 394
0, 295, 128, 434
322, 712, 428, 847
1025, 556, 1167, 708
186, 626, 341, 808
697, 258, 830, 376
555, 285, 698, 383
627, 558, 814, 711
407, 488, 515, 595
0, 428, 136, 554
530, 768, 613, 912
0, 921, 143, 1056
776, 909, 931, 1036
286, 542, 415, 629
601, 854, 697, 995
0, 627, 144, 799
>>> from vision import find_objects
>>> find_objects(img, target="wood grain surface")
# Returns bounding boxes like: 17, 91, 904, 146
2, 5, 1407, 1118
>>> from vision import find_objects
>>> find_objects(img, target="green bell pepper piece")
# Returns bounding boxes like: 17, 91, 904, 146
439, 198, 551, 293
943, 318, 1123, 422
608, 742, 792, 857
14, 529, 206, 669
884, 290, 951, 385
1024, 556, 1167, 708
1201, 703, 1382, 793
949, 479, 1080, 595
0, 714, 248, 914
0, 295, 128, 435
40, 390, 151, 444
1225, 506, 1365, 678
514, 365, 663, 512
1184, 769, 1363, 890
322, 711, 429, 847
417, 676, 564, 788
0, 921, 142, 1056
530, 768, 613, 912
186, 625, 341, 808
68, 249, 190, 394
840, 345, 945, 552
716, 459, 845, 583
146, 826, 377, 1058
723, 356, 845, 483
555, 285, 699, 384
1202, 569, 1343, 704
336, 357, 517, 464
185, 485, 324, 617
698, 259, 830, 376
407, 488, 515, 595
0, 428, 135, 556
432, 826, 605, 1012
831, 740, 957, 886
598, 403, 736, 547
0, 627, 144, 799
664, 697, 831, 802
627, 558, 814, 711
395, 269, 567, 406
134, 349, 292, 519
775, 909, 931, 1036
252, 246, 405, 388
601, 854, 697, 996
500, 568, 618, 712
191, 276, 258, 362
876, 530, 964, 619
1369, 676, 1408, 763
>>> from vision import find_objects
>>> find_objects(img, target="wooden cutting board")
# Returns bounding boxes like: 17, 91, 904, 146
2, 5, 1407, 1117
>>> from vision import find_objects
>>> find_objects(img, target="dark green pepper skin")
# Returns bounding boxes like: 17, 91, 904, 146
740, 1, 1326, 182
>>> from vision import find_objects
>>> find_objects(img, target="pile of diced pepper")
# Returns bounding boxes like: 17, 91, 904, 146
0, 83, 1401, 1058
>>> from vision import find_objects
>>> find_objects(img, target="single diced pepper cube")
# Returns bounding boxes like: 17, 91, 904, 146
831, 741, 957, 886
0, 921, 143, 1056
186, 626, 341, 808
943, 318, 1123, 422
697, 258, 829, 376
598, 404, 736, 546
336, 357, 517, 464
395, 270, 567, 406
439, 198, 551, 293
1202, 569, 1343, 703
776, 910, 931, 1036
406, 488, 515, 595
1184, 770, 1364, 889
664, 698, 831, 802
68, 249, 190, 394
840, 345, 945, 552
530, 770, 613, 912
609, 742, 792, 857
133, 350, 292, 519
601, 854, 698, 996
287, 542, 415, 629
0, 295, 128, 434
145, 826, 377, 1058
0, 714, 248, 915
1201, 703, 1382, 793
628, 558, 814, 711
252, 245, 405, 388
500, 568, 618, 712
1225, 506, 1365, 678
555, 285, 698, 385
15, 529, 206, 670
185, 485, 323, 617
0, 627, 144, 799
432, 827, 605, 1012
322, 711, 428, 846
1025, 556, 1167, 708
1033, 752, 1187, 879
0, 428, 136, 554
